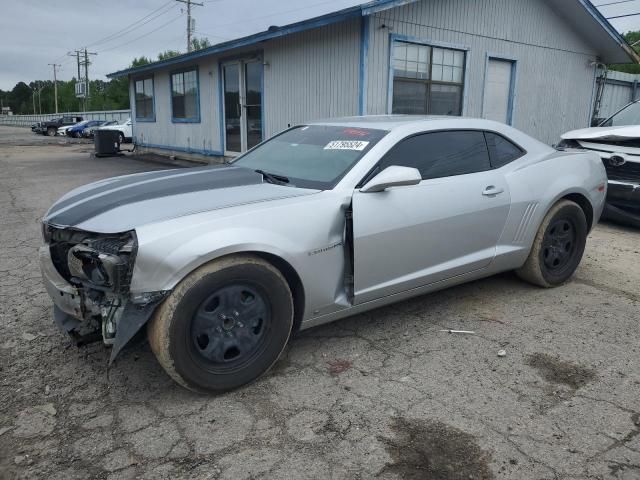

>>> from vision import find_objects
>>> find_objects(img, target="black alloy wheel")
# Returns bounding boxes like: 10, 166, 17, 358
541, 218, 577, 274
189, 283, 270, 372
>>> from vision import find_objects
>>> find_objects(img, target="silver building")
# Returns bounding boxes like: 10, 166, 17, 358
107, 0, 638, 158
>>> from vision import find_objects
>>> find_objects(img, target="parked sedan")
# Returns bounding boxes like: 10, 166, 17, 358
559, 99, 640, 228
66, 120, 105, 138
57, 122, 84, 136
40, 116, 606, 392
83, 120, 117, 139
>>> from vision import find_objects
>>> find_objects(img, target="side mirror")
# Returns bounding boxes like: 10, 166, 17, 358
360, 166, 422, 193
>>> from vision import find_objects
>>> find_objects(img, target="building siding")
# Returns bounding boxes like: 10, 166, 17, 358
129, 0, 613, 154
596, 70, 640, 120
133, 57, 223, 155
262, 18, 362, 138
366, 0, 600, 143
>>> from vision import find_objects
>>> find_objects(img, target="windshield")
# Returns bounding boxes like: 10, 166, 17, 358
601, 101, 640, 127
232, 125, 388, 189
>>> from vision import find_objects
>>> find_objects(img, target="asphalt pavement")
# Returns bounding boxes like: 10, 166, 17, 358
1, 125, 639, 480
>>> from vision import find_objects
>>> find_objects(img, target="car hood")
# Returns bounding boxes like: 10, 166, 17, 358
561, 125, 640, 141
44, 165, 319, 233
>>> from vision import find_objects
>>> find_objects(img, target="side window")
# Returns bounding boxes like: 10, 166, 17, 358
379, 131, 491, 180
484, 132, 524, 168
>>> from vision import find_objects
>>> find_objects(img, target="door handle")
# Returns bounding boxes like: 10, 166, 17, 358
482, 186, 504, 196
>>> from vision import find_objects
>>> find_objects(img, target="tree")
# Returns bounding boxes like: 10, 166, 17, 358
2, 40, 215, 115
131, 56, 152, 68
608, 31, 640, 74
158, 50, 181, 61
191, 37, 211, 51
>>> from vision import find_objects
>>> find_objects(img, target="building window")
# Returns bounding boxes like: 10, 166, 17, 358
171, 68, 200, 122
392, 41, 466, 116
134, 77, 155, 121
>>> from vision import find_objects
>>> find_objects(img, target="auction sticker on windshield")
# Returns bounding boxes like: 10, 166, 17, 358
324, 140, 370, 151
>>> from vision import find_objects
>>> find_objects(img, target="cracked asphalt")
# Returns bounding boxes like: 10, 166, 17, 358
1, 125, 639, 479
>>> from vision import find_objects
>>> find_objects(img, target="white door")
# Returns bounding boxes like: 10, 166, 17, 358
483, 59, 514, 124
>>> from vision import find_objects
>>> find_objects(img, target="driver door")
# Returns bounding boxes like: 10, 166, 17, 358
352, 130, 511, 304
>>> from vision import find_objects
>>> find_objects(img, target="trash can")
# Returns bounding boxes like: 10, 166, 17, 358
94, 130, 121, 157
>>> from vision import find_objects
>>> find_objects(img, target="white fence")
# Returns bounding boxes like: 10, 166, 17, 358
595, 70, 639, 122
0, 110, 131, 128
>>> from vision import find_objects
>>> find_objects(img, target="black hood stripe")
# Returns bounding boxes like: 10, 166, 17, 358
49, 165, 228, 214
46, 166, 263, 227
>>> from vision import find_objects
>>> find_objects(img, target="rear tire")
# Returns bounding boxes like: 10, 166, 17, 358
46, 127, 56, 137
148, 255, 294, 393
516, 200, 587, 288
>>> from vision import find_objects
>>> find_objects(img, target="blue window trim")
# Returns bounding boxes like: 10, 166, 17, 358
481, 53, 519, 126
217, 52, 265, 154
587, 60, 599, 126
358, 15, 369, 115
137, 141, 224, 157
133, 75, 156, 122
217, 61, 226, 154
386, 34, 471, 115
170, 66, 201, 123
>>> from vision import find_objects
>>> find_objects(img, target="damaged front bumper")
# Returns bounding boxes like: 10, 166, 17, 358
603, 180, 640, 228
39, 245, 168, 362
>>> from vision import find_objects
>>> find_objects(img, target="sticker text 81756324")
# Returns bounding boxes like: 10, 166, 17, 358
324, 140, 370, 151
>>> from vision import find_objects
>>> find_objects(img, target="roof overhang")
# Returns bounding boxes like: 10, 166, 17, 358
108, 0, 637, 79
108, 0, 419, 79
547, 0, 639, 64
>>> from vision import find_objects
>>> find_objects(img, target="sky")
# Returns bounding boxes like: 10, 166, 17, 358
1, 0, 639, 91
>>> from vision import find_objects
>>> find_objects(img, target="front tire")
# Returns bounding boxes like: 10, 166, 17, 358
148, 255, 294, 393
516, 200, 587, 288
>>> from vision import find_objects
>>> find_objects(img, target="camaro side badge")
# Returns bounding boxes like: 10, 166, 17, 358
308, 242, 343, 256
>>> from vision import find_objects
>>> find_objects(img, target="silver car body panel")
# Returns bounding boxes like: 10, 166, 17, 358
41, 116, 607, 334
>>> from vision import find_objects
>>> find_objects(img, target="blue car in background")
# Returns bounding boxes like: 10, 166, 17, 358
66, 120, 106, 138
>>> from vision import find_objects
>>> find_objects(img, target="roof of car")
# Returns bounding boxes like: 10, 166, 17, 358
308, 115, 488, 131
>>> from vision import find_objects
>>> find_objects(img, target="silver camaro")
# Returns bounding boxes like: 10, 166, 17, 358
40, 116, 607, 392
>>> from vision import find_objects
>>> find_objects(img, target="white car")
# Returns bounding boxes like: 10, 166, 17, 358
559, 99, 640, 227
97, 118, 133, 144
57, 123, 81, 136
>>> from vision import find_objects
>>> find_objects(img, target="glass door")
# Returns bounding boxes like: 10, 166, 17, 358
223, 63, 241, 153
222, 59, 263, 154
244, 61, 263, 150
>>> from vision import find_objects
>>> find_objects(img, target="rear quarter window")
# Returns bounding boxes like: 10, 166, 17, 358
484, 132, 525, 168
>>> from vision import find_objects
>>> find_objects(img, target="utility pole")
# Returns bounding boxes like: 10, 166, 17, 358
69, 50, 82, 111
37, 83, 42, 114
176, 0, 203, 52
48, 63, 61, 113
82, 48, 97, 111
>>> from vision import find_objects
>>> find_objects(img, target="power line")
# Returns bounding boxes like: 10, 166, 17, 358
194, 0, 345, 38
84, 1, 177, 48
606, 11, 640, 18
594, 0, 639, 7
96, 12, 186, 54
